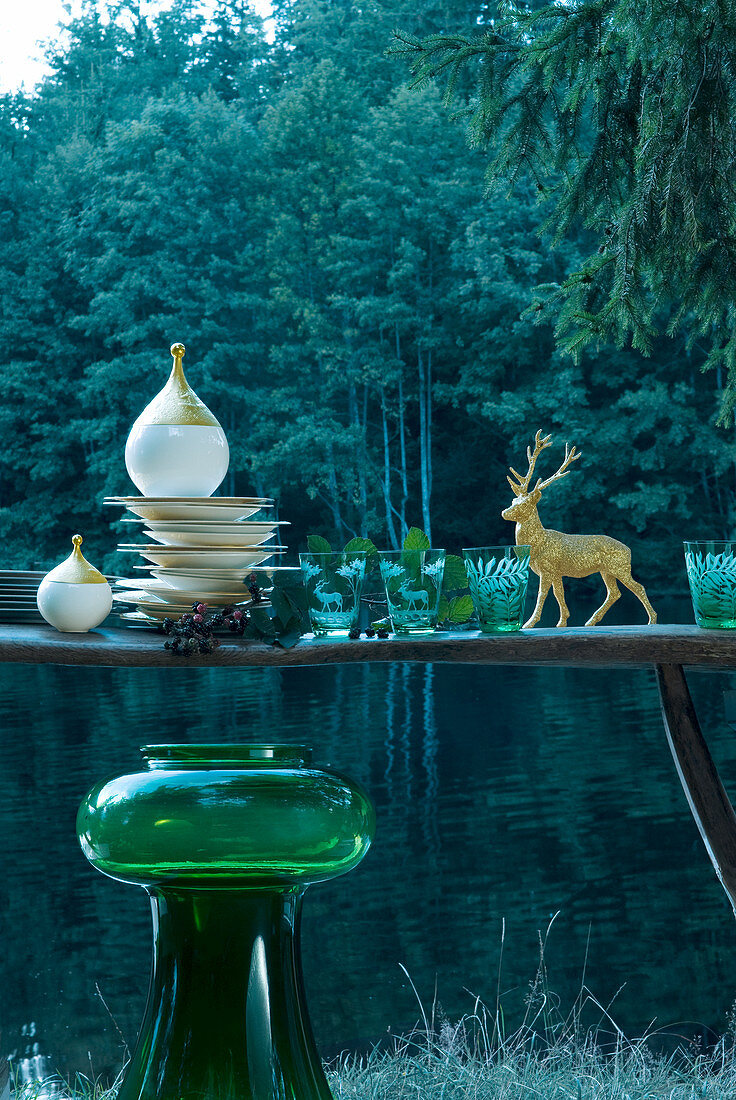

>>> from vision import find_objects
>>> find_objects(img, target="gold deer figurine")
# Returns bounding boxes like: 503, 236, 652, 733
502, 430, 657, 628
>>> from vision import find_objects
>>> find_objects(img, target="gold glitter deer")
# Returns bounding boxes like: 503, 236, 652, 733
502, 430, 657, 628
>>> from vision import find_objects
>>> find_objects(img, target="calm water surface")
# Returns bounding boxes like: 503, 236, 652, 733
2, 622, 736, 1078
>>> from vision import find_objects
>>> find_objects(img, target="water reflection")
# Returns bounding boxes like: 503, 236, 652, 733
1, 641, 736, 1080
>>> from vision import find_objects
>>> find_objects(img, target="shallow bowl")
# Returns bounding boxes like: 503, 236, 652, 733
143, 527, 278, 548
119, 546, 284, 569
104, 497, 272, 522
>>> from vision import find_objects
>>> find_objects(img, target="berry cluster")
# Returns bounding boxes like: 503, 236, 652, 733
163, 602, 249, 656
247, 573, 265, 604
348, 625, 390, 640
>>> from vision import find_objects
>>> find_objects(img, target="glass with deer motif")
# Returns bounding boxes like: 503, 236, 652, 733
378, 549, 446, 635
300, 551, 367, 637
463, 545, 531, 633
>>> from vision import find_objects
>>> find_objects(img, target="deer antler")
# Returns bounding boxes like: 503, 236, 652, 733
507, 430, 553, 494
534, 442, 582, 492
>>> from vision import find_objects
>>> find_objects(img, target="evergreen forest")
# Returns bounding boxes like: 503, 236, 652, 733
1, 0, 733, 594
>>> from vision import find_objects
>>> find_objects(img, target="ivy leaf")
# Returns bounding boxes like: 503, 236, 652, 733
448, 594, 474, 623
344, 536, 377, 557
266, 587, 290, 620
442, 553, 467, 590
403, 527, 430, 551
307, 534, 332, 554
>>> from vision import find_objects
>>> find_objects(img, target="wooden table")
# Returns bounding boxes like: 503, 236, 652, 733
2, 622, 736, 917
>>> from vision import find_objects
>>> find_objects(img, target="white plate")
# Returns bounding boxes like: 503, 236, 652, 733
144, 569, 277, 594
105, 496, 272, 504
105, 496, 272, 516
115, 579, 264, 602
111, 502, 273, 522
128, 521, 286, 548
135, 595, 252, 614
125, 519, 288, 532
147, 570, 254, 594
118, 545, 285, 569
145, 529, 277, 548
142, 564, 301, 578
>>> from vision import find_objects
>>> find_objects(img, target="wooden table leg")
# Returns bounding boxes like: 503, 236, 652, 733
656, 663, 736, 914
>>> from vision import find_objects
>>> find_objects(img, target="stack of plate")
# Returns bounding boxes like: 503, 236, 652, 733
0, 571, 48, 623
103, 496, 292, 626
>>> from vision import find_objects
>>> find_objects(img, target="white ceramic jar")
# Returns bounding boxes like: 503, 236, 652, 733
37, 535, 113, 633
125, 343, 229, 497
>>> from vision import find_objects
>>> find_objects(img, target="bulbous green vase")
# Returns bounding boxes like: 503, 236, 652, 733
77, 744, 375, 1100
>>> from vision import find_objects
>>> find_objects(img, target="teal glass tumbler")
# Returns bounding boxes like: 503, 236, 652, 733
300, 551, 367, 637
463, 546, 531, 633
684, 540, 736, 629
378, 549, 445, 635
77, 744, 375, 1100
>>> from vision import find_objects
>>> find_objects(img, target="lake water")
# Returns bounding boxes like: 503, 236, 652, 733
3, 603, 736, 1080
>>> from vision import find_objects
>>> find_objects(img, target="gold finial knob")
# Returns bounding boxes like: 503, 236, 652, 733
72, 534, 83, 549
170, 343, 186, 359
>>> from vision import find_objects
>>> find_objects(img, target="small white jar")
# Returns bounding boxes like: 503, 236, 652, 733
37, 535, 113, 633
125, 343, 229, 497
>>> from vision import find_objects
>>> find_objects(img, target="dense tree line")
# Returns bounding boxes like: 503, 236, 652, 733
397, 0, 736, 412
0, 0, 733, 594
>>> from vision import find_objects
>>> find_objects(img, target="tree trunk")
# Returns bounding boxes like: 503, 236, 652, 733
396, 325, 408, 542
360, 383, 369, 536
325, 440, 345, 539
380, 387, 399, 550
418, 349, 432, 543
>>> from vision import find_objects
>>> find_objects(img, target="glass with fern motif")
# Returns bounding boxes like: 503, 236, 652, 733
463, 546, 531, 633
684, 541, 736, 629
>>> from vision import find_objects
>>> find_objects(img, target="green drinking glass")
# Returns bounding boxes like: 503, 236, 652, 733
300, 551, 367, 637
77, 744, 375, 1100
378, 549, 445, 635
463, 546, 531, 633
684, 540, 736, 628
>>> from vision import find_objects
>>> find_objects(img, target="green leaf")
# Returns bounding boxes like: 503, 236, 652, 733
272, 570, 300, 588
437, 595, 450, 622
307, 534, 332, 554
448, 595, 474, 623
275, 628, 302, 649
442, 553, 467, 590
267, 588, 292, 622
403, 527, 430, 551
344, 536, 377, 557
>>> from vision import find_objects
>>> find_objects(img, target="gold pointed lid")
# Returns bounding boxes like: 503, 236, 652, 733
46, 535, 108, 584
135, 344, 222, 428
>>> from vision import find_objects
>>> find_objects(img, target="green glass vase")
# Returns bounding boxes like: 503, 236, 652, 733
77, 744, 376, 1100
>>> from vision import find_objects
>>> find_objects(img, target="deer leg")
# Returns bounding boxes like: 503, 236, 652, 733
619, 573, 657, 624
585, 573, 620, 626
523, 576, 550, 628
551, 577, 570, 627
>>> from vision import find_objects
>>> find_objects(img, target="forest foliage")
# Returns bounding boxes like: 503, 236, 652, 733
0, 0, 733, 594
394, 0, 736, 414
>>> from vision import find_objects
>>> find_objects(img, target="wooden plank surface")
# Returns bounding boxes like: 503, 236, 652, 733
1, 622, 736, 669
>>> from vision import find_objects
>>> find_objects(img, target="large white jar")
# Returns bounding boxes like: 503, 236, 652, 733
37, 535, 113, 633
125, 343, 229, 497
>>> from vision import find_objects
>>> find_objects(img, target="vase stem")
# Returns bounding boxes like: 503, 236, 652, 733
118, 887, 332, 1100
